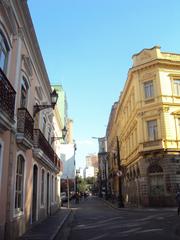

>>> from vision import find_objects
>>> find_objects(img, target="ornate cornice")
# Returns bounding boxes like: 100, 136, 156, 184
0, 0, 18, 35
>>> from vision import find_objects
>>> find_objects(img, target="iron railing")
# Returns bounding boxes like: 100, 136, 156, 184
33, 129, 61, 170
0, 68, 16, 119
17, 108, 34, 144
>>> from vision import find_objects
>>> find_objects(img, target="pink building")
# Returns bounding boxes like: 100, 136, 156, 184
0, 1, 63, 239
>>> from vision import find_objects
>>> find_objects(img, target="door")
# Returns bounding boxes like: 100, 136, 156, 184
47, 172, 50, 215
32, 165, 38, 222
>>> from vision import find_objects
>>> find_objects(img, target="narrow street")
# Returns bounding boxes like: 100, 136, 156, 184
66, 196, 180, 240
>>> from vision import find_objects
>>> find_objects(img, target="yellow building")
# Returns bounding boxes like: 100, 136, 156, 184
107, 46, 180, 207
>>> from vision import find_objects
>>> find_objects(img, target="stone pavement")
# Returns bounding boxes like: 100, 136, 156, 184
19, 207, 72, 240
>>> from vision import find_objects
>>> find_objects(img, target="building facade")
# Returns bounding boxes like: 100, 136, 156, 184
0, 1, 63, 239
106, 102, 121, 199
107, 46, 180, 207
97, 137, 109, 197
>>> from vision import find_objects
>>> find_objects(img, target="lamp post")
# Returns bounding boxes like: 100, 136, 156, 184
51, 126, 68, 144
116, 136, 124, 208
73, 140, 77, 193
33, 89, 58, 117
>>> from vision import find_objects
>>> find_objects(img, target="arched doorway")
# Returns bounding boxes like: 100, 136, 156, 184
148, 164, 165, 207
32, 165, 38, 222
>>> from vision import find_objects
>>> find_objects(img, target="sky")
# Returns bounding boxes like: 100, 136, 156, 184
28, 0, 180, 169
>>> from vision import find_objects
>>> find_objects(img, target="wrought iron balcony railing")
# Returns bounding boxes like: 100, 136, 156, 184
0, 68, 16, 119
33, 129, 61, 170
17, 108, 34, 145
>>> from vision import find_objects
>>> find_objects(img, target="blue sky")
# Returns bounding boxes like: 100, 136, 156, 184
28, 0, 180, 169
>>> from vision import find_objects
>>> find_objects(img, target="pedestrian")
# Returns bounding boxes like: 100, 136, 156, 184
75, 192, 79, 204
176, 190, 180, 215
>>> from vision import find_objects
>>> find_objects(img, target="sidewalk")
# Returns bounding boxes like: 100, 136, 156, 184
19, 207, 72, 240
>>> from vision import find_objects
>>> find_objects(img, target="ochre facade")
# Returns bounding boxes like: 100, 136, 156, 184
107, 46, 180, 207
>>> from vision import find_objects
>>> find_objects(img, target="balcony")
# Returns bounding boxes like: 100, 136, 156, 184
16, 108, 34, 149
0, 68, 16, 130
33, 129, 61, 171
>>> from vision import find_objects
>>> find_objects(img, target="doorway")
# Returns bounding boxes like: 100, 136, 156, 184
47, 172, 50, 215
32, 165, 38, 222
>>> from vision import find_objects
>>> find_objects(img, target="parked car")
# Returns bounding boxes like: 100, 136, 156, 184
61, 192, 67, 203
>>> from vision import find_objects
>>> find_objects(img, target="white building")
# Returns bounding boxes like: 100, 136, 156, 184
60, 144, 76, 179
84, 166, 95, 178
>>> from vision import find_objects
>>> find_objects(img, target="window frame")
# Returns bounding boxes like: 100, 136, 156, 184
0, 31, 9, 73
20, 75, 29, 108
173, 79, 180, 96
14, 154, 25, 215
147, 119, 158, 141
143, 80, 154, 100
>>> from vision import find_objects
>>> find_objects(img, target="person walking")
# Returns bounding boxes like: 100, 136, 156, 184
176, 190, 180, 215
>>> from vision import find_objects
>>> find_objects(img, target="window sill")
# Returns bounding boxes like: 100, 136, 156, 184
144, 98, 155, 103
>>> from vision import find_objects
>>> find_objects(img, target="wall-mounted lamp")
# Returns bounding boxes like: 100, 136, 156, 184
33, 89, 58, 117
51, 126, 68, 143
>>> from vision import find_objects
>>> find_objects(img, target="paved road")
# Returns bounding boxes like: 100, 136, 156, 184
67, 196, 180, 240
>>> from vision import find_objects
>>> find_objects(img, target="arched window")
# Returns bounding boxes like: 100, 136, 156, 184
15, 155, 25, 212
20, 76, 29, 108
41, 168, 45, 206
0, 32, 9, 72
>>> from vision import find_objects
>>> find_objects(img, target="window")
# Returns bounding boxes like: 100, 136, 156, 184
20, 77, 29, 108
15, 155, 25, 212
147, 120, 158, 141
144, 81, 154, 99
41, 169, 45, 206
0, 32, 9, 72
173, 79, 180, 96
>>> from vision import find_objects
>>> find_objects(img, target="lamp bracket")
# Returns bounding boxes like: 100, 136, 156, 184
33, 104, 55, 117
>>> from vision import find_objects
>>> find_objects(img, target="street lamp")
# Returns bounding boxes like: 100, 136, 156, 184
116, 136, 124, 208
33, 89, 58, 117
72, 140, 77, 193
51, 126, 68, 143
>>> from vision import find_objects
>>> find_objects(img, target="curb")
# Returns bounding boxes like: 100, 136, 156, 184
100, 197, 177, 212
51, 209, 73, 240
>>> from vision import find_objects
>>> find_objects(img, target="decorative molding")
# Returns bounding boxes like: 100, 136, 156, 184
142, 72, 156, 80
35, 86, 43, 101
159, 106, 170, 113
48, 113, 53, 122
22, 54, 33, 77
137, 111, 144, 117
1, 0, 18, 35
140, 50, 152, 61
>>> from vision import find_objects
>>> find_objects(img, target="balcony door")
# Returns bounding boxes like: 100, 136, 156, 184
47, 172, 50, 215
